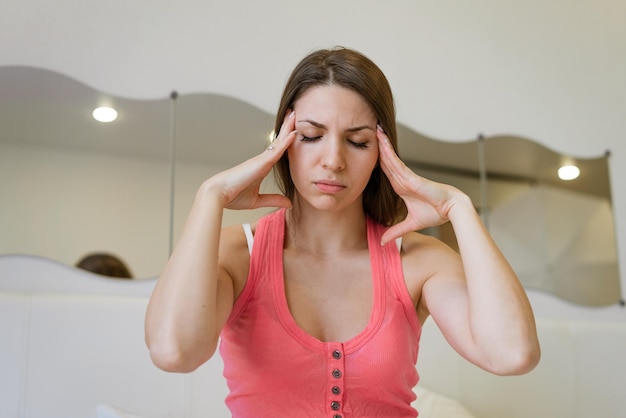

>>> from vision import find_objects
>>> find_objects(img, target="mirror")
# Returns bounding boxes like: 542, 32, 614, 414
0, 66, 171, 278
171, 92, 279, 247
401, 129, 621, 306
1, 66, 621, 305
483, 137, 621, 306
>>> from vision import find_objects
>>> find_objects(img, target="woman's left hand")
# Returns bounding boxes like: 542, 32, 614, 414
377, 126, 541, 376
376, 125, 468, 245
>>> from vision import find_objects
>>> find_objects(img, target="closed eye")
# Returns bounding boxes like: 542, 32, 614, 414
299, 134, 369, 148
300, 135, 322, 142
349, 140, 369, 149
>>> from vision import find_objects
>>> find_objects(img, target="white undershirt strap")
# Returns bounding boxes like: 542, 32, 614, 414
242, 223, 254, 255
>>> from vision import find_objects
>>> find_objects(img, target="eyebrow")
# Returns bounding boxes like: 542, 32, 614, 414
297, 119, 375, 133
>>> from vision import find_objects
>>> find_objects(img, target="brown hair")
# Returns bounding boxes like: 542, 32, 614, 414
76, 252, 133, 279
273, 47, 406, 226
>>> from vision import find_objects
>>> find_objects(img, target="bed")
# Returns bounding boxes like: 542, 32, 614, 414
2, 254, 625, 417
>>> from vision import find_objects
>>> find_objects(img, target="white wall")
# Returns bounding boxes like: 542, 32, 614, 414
1, 0, 625, 319
0, 141, 277, 279
0, 142, 168, 278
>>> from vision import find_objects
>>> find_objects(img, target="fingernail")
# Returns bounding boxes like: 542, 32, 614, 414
376, 124, 383, 132
288, 111, 295, 119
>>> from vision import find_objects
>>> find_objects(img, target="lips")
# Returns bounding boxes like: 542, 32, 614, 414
314, 179, 346, 194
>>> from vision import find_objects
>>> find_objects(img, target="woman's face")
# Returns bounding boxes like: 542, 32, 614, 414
288, 84, 379, 213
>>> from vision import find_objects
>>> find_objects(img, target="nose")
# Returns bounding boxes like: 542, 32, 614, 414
321, 139, 346, 171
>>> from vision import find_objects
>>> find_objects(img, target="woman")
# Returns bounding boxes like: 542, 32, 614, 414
145, 47, 540, 417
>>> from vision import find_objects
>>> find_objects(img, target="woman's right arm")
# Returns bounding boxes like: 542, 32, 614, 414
145, 183, 234, 373
144, 111, 296, 373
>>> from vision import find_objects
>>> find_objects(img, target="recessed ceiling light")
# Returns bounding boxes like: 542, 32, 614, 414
558, 164, 580, 181
92, 106, 118, 122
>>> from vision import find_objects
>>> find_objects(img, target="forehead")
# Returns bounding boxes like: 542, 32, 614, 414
294, 85, 376, 123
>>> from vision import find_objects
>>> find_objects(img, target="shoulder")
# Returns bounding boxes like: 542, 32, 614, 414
400, 230, 461, 271
220, 209, 277, 257
220, 222, 257, 250
219, 222, 257, 298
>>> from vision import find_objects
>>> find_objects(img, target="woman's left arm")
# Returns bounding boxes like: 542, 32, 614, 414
377, 127, 540, 376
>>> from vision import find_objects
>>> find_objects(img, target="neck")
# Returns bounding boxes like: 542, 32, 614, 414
285, 205, 369, 256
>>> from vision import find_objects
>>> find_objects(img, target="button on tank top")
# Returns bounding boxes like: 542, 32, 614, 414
219, 209, 422, 417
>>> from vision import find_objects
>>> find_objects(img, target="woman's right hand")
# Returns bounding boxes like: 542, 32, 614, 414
145, 112, 297, 372
206, 110, 296, 210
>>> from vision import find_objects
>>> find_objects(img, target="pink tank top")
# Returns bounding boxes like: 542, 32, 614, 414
219, 209, 422, 418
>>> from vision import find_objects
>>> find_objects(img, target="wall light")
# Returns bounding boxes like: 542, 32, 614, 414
92, 106, 118, 122
558, 164, 580, 181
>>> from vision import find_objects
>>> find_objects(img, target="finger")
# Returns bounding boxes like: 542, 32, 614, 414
278, 110, 296, 139
381, 219, 418, 246
253, 193, 293, 210
376, 126, 410, 181
270, 110, 296, 145
266, 111, 296, 155
376, 125, 398, 162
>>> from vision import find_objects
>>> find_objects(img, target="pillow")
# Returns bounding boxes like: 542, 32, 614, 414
412, 385, 477, 418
